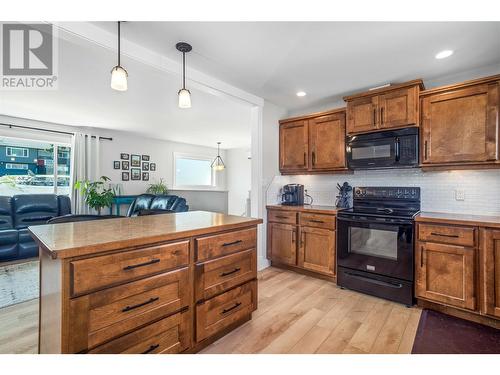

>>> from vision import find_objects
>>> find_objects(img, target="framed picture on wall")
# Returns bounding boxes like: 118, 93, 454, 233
120, 153, 129, 160
142, 155, 150, 161
142, 172, 149, 181
150, 163, 156, 171
121, 172, 129, 181
121, 161, 129, 170
113, 161, 120, 169
131, 154, 141, 167
142, 162, 149, 171
131, 168, 141, 180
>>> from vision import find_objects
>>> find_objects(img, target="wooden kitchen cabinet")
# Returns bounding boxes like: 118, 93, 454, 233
267, 222, 297, 266
279, 108, 348, 174
420, 75, 500, 168
415, 241, 477, 311
279, 120, 308, 173
298, 226, 335, 276
481, 229, 500, 318
344, 80, 423, 135
309, 112, 347, 170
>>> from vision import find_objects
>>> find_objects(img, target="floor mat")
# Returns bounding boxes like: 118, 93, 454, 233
0, 260, 39, 309
412, 309, 500, 354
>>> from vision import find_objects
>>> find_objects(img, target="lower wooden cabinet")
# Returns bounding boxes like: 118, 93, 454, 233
481, 229, 500, 318
267, 222, 297, 265
298, 226, 335, 276
415, 241, 477, 310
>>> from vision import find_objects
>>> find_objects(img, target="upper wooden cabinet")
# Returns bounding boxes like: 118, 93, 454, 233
420, 75, 500, 168
344, 80, 423, 135
279, 108, 347, 174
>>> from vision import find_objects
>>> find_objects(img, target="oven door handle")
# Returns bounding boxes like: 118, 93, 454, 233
337, 216, 413, 225
344, 271, 403, 289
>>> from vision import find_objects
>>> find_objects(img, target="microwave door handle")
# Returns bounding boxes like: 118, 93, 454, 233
395, 137, 400, 162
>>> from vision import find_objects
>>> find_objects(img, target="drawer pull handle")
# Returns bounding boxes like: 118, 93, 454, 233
142, 344, 160, 354
122, 297, 159, 312
123, 258, 160, 271
222, 240, 243, 247
309, 219, 324, 223
221, 302, 242, 315
275, 215, 289, 219
220, 268, 241, 277
430, 232, 459, 238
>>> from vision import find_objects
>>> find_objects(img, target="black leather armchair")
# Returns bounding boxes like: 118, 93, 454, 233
0, 194, 71, 262
126, 194, 189, 217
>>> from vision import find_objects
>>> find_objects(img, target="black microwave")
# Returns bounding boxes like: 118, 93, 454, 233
346, 127, 418, 170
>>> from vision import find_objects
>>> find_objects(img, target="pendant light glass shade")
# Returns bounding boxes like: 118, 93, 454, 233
111, 66, 128, 91
111, 21, 128, 92
178, 88, 192, 108
211, 142, 225, 171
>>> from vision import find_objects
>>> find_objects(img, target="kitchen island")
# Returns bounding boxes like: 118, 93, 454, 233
29, 211, 262, 354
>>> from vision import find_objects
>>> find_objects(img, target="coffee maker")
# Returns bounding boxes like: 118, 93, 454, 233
280, 184, 304, 206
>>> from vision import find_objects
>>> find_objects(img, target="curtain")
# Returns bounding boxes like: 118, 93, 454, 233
71, 133, 100, 214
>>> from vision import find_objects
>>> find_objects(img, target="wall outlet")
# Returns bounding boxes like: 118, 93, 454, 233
455, 189, 465, 201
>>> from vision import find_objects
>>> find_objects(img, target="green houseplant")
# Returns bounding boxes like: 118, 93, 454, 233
146, 178, 169, 195
74, 176, 115, 215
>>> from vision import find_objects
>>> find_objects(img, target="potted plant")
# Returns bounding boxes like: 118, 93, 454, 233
146, 178, 169, 195
74, 176, 115, 215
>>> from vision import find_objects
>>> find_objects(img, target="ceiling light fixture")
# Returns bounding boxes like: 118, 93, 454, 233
176, 42, 192, 108
296, 91, 307, 97
211, 142, 225, 171
435, 50, 454, 60
110, 21, 128, 91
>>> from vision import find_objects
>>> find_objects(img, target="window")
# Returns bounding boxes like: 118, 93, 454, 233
0, 137, 72, 196
6, 163, 29, 170
6, 147, 29, 157
174, 153, 216, 189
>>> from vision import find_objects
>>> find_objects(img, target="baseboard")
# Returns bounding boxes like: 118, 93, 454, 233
257, 256, 270, 271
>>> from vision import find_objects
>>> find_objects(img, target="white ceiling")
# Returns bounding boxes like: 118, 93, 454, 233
94, 21, 500, 110
0, 26, 253, 149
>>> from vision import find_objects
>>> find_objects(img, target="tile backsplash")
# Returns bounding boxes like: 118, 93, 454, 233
266, 168, 500, 216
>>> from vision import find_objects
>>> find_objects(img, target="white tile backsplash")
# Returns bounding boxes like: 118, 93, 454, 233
266, 169, 500, 216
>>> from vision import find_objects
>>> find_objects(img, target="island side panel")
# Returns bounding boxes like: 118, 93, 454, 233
39, 248, 63, 354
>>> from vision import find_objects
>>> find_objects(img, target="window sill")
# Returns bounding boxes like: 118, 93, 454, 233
171, 188, 228, 193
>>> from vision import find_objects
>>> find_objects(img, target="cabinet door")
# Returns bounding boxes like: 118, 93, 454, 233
416, 242, 476, 310
481, 229, 500, 318
378, 86, 418, 130
309, 112, 346, 170
279, 120, 308, 172
346, 96, 378, 134
267, 223, 297, 266
298, 227, 335, 276
421, 82, 499, 164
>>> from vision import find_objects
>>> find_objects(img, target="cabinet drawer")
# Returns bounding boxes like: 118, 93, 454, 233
196, 227, 257, 262
89, 309, 191, 354
299, 212, 336, 230
196, 280, 257, 342
68, 268, 189, 352
71, 240, 189, 296
268, 210, 297, 224
418, 223, 476, 247
195, 249, 256, 301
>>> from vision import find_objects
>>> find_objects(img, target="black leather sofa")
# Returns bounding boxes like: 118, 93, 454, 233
127, 194, 189, 216
0, 194, 71, 262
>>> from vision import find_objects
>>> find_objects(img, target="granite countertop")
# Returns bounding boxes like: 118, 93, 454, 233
266, 204, 343, 215
29, 211, 263, 259
416, 211, 500, 229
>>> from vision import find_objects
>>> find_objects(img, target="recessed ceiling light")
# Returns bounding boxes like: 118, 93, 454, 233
435, 50, 454, 59
296, 91, 307, 97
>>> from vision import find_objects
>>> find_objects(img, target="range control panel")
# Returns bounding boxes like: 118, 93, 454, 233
354, 186, 420, 200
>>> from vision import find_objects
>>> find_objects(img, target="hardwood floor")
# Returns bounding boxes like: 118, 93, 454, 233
0, 267, 421, 354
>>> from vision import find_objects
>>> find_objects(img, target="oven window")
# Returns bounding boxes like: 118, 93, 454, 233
351, 144, 391, 160
349, 227, 397, 260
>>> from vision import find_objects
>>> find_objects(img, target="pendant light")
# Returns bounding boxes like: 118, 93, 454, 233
111, 21, 128, 91
176, 42, 192, 108
211, 142, 225, 171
